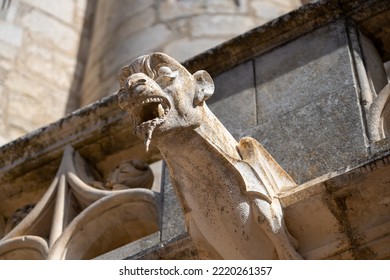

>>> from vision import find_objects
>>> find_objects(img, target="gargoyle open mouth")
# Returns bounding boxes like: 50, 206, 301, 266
124, 95, 171, 151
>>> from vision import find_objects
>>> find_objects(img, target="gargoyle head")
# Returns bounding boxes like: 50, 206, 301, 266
117, 52, 214, 151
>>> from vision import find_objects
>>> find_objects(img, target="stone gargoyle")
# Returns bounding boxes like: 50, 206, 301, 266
117, 52, 302, 259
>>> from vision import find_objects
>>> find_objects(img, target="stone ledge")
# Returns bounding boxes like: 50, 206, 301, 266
279, 151, 390, 259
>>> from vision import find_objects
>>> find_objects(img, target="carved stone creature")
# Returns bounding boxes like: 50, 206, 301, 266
86, 159, 154, 191
118, 53, 301, 259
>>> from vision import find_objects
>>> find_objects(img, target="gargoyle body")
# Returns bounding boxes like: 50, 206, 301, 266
118, 53, 301, 259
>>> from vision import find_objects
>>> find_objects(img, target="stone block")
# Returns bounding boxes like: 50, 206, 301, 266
269, 0, 302, 9
159, 0, 248, 21
92, 5, 156, 58
102, 24, 173, 80
23, 49, 73, 89
94, 232, 160, 260
0, 21, 23, 47
5, 72, 67, 130
284, 193, 349, 259
0, 41, 18, 61
0, 59, 12, 71
101, 0, 154, 32
115, 8, 156, 48
191, 14, 255, 37
7, 93, 47, 130
250, 0, 292, 21
209, 60, 256, 139
161, 163, 187, 242
20, 10, 79, 55
255, 21, 354, 124
25, 43, 51, 60
251, 87, 369, 184
343, 165, 390, 242
164, 37, 226, 62
26, 0, 75, 24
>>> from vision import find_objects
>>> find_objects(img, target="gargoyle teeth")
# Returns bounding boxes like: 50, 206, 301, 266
125, 95, 171, 151
157, 103, 165, 118
141, 97, 164, 105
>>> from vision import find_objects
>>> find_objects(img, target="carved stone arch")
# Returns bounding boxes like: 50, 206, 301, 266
0, 145, 159, 259
368, 83, 390, 142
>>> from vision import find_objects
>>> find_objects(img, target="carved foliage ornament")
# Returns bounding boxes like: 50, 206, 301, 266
118, 52, 302, 259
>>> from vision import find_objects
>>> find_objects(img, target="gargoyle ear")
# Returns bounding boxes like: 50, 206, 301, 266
193, 70, 214, 106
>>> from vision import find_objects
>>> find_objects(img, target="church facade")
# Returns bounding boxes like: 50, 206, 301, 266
0, 0, 390, 259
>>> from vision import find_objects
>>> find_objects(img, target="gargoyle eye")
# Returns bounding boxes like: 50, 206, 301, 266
158, 66, 176, 78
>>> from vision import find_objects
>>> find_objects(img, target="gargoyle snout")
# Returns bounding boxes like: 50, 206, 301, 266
118, 73, 154, 110
118, 89, 131, 110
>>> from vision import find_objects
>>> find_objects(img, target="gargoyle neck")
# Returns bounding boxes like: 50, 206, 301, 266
195, 105, 240, 159
158, 104, 241, 160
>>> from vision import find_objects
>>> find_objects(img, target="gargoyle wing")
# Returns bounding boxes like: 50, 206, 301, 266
237, 137, 297, 197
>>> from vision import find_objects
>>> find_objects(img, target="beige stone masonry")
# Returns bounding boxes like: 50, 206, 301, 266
0, 0, 92, 145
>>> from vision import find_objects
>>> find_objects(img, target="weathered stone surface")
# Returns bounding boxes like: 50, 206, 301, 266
284, 192, 349, 259
90, 7, 157, 66
23, 49, 73, 89
158, 0, 248, 21
26, 0, 75, 24
134, 234, 199, 260
183, 0, 341, 77
5, 71, 69, 129
273, 0, 302, 8
0, 41, 18, 61
102, 23, 173, 81
0, 0, 94, 144
94, 232, 160, 260
0, 145, 159, 260
341, 0, 390, 61
115, 8, 156, 49
97, 0, 154, 38
209, 60, 256, 139
255, 21, 354, 123
118, 52, 300, 259
251, 87, 369, 184
80, 22, 175, 105
0, 21, 23, 47
191, 14, 255, 37
160, 164, 186, 242
250, 0, 293, 20
282, 153, 390, 259
20, 10, 79, 55
164, 37, 225, 62
80, 0, 303, 105
1, 0, 390, 261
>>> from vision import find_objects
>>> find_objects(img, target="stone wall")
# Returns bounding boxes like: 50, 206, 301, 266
209, 19, 389, 184
0, 0, 94, 146
79, 0, 303, 106
0, 0, 305, 146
